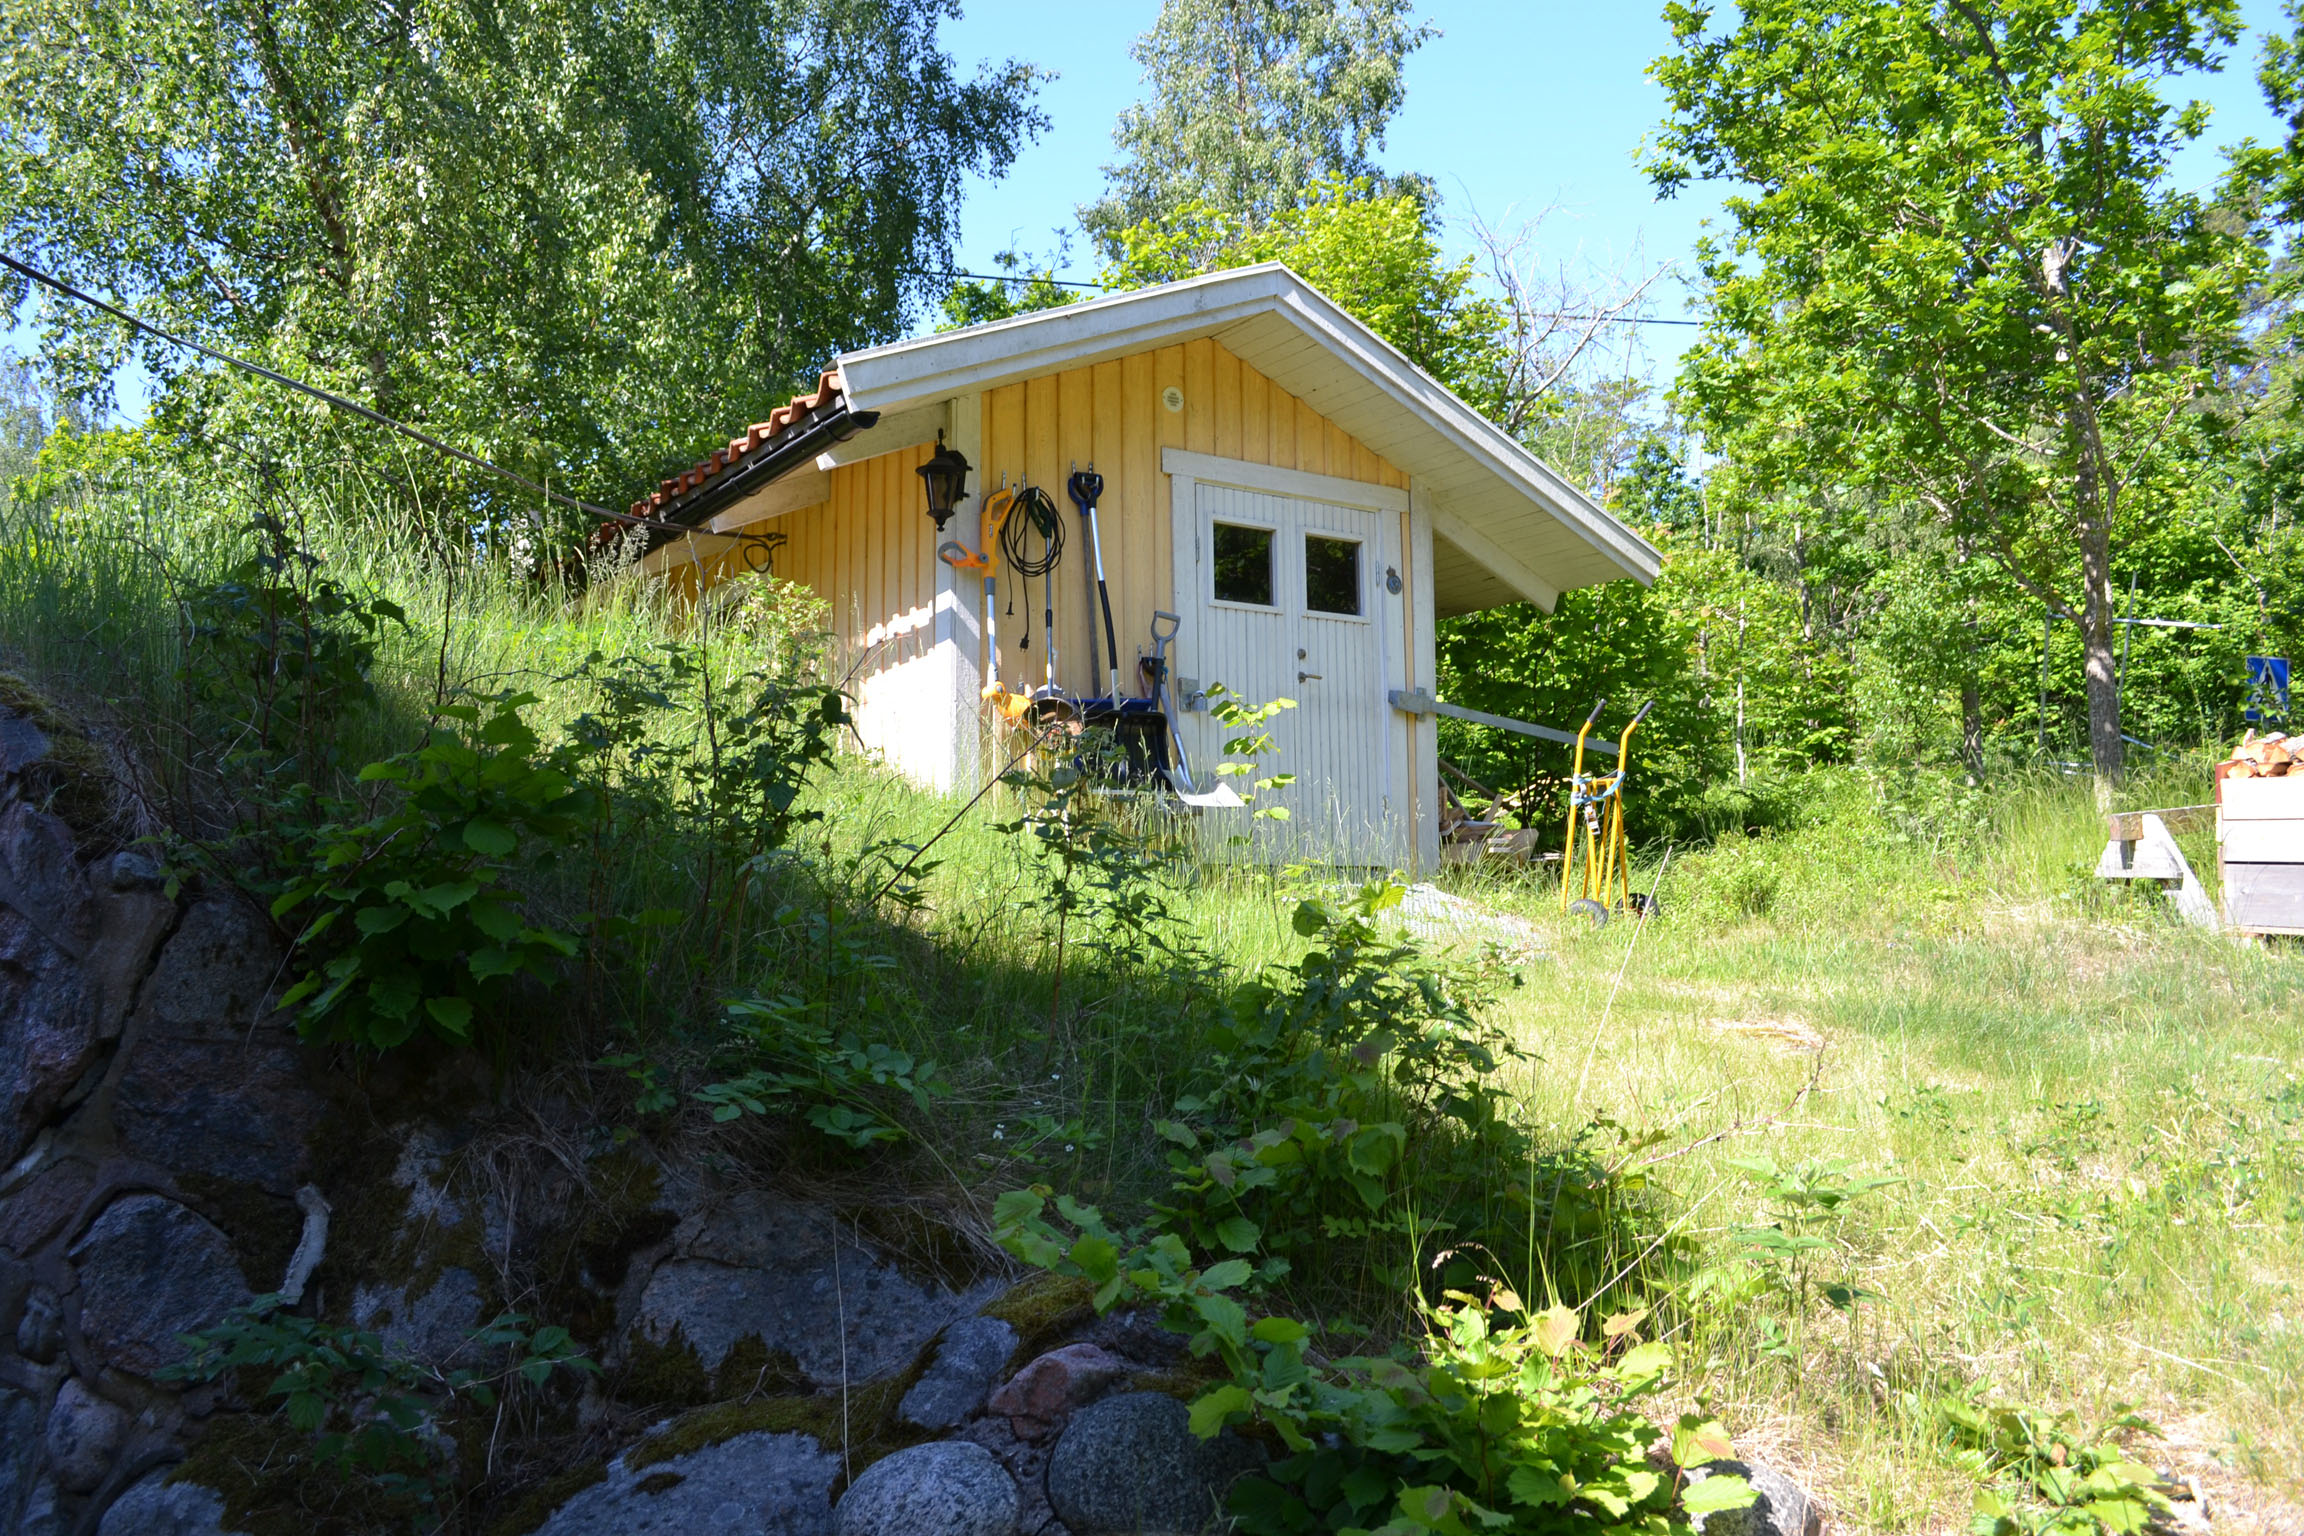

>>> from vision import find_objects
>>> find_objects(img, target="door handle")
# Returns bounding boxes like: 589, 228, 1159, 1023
1297, 671, 1323, 682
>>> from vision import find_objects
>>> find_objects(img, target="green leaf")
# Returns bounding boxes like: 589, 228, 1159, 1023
1187, 1383, 1251, 1438
353, 904, 410, 936
1673, 1415, 1737, 1469
406, 881, 480, 917
1680, 1473, 1758, 1515
1213, 1216, 1261, 1253
1615, 1341, 1672, 1385
1531, 1306, 1579, 1358
1199, 1258, 1253, 1291
466, 946, 523, 981
424, 995, 474, 1037
462, 816, 517, 856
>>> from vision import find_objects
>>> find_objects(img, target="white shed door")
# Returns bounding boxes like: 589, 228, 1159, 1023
1180, 480, 1406, 866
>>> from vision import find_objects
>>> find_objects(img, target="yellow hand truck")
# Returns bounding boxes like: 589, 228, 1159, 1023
1561, 697, 1653, 928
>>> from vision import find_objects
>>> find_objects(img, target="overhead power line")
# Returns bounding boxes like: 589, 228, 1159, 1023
917, 263, 1706, 324
8, 246, 1710, 535
0, 250, 707, 539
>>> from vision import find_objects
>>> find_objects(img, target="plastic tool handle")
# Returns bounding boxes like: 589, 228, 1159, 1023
1627, 699, 1655, 729
1151, 610, 1181, 639
1582, 697, 1609, 729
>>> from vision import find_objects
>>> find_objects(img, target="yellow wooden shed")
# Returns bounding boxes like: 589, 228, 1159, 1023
615, 264, 1659, 869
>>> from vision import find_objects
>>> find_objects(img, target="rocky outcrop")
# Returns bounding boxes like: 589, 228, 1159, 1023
2, 690, 1714, 1536
835, 1441, 1018, 1536
527, 1430, 841, 1536
0, 797, 100, 1168
899, 1316, 1018, 1432
70, 1195, 252, 1379
626, 1190, 1005, 1388
1689, 1462, 1823, 1536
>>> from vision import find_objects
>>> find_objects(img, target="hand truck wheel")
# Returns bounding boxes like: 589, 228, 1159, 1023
1567, 898, 1609, 929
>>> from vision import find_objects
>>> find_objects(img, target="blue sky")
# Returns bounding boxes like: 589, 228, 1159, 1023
13, 0, 2297, 421
942, 0, 2295, 381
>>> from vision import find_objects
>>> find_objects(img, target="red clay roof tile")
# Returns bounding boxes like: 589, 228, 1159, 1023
598, 368, 846, 548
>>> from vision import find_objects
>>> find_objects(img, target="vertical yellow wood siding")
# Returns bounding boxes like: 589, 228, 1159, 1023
673, 342, 1407, 706
974, 337, 1407, 696
703, 440, 941, 687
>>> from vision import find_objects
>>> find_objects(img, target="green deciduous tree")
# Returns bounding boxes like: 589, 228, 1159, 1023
1080, 0, 1433, 255
1106, 181, 1506, 407
1650, 0, 2266, 798
0, 0, 1042, 537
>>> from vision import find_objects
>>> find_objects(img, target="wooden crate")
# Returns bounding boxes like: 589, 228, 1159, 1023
2218, 775, 2304, 935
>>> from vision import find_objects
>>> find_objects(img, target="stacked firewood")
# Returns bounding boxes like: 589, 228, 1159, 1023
2221, 730, 2299, 779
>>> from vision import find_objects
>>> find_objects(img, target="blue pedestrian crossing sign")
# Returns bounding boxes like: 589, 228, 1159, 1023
2247, 656, 2290, 724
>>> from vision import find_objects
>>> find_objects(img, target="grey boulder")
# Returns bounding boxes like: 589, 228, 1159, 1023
834, 1441, 1018, 1536
96, 1475, 248, 1536
1, 1387, 40, 1536
630, 1193, 998, 1387
531, 1430, 840, 1536
1689, 1462, 1820, 1536
45, 1377, 130, 1493
110, 898, 322, 1196
1045, 1391, 1264, 1536
899, 1316, 1018, 1431
70, 1195, 252, 1377
0, 803, 96, 1165
351, 1266, 485, 1370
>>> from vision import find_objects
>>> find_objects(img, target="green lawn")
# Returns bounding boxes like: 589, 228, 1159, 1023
1452, 791, 2304, 1533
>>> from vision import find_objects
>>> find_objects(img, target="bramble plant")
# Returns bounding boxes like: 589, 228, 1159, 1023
1724, 1155, 1900, 1314
997, 732, 1204, 1035
1919, 1392, 2170, 1536
1153, 882, 1529, 1289
180, 506, 407, 774
1206, 682, 1297, 821
272, 693, 589, 1050
691, 988, 949, 1148
993, 1188, 1755, 1535
163, 1296, 596, 1507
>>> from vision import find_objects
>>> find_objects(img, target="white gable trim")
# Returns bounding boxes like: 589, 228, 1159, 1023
1160, 448, 1409, 513
834, 264, 1661, 595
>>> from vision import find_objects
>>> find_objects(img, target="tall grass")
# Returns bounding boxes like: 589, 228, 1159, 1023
5, 474, 2299, 1531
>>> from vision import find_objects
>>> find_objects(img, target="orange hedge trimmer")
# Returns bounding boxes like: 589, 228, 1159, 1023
939, 485, 1033, 723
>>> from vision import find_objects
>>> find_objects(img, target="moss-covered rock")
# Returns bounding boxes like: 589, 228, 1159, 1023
978, 1271, 1094, 1356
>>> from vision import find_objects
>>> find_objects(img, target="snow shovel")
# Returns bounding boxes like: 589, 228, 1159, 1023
1146, 610, 1241, 808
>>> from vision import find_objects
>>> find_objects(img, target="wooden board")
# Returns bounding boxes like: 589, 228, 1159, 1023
2223, 820, 2304, 864
2222, 861, 2304, 931
2216, 776, 2304, 821
2104, 805, 2212, 840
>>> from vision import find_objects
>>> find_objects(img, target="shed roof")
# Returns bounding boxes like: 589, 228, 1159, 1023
837, 263, 1659, 615
616, 266, 1659, 614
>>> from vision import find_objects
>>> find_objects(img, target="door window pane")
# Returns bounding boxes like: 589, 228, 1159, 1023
1212, 522, 1275, 606
1305, 535, 1361, 616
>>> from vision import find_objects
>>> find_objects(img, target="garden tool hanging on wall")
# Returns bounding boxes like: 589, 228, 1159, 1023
999, 480, 1072, 721
1561, 697, 1652, 927
1067, 465, 1122, 700
940, 482, 1032, 723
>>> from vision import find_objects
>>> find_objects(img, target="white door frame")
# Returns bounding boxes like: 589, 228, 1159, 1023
1163, 448, 1413, 865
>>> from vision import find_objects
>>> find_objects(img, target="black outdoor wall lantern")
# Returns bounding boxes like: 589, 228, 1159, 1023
917, 430, 972, 532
